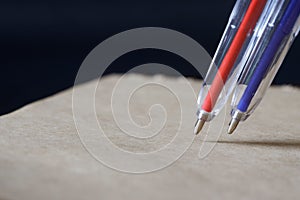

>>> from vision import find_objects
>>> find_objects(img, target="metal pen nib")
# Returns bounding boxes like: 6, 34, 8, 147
228, 110, 243, 134
194, 119, 206, 135
227, 118, 240, 134
194, 110, 209, 135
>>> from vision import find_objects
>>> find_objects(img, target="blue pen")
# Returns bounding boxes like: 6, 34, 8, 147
229, 0, 300, 134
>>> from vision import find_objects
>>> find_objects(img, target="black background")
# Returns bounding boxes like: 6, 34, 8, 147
1, 0, 299, 115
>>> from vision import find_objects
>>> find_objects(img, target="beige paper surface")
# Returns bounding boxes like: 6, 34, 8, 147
0, 74, 300, 200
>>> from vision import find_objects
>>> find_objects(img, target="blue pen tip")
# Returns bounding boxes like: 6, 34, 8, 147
228, 118, 240, 134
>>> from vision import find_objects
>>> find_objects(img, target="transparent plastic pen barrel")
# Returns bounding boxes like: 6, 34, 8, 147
196, 0, 265, 123
229, 1, 300, 134
197, 0, 251, 121
236, 0, 288, 86
212, 0, 251, 68
232, 16, 300, 120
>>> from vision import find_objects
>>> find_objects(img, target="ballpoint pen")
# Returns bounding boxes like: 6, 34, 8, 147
228, 0, 300, 134
194, 0, 267, 134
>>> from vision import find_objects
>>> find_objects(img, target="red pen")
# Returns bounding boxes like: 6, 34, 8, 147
195, 0, 267, 134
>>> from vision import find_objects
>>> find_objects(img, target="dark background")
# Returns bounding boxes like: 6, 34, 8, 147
1, 0, 299, 115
